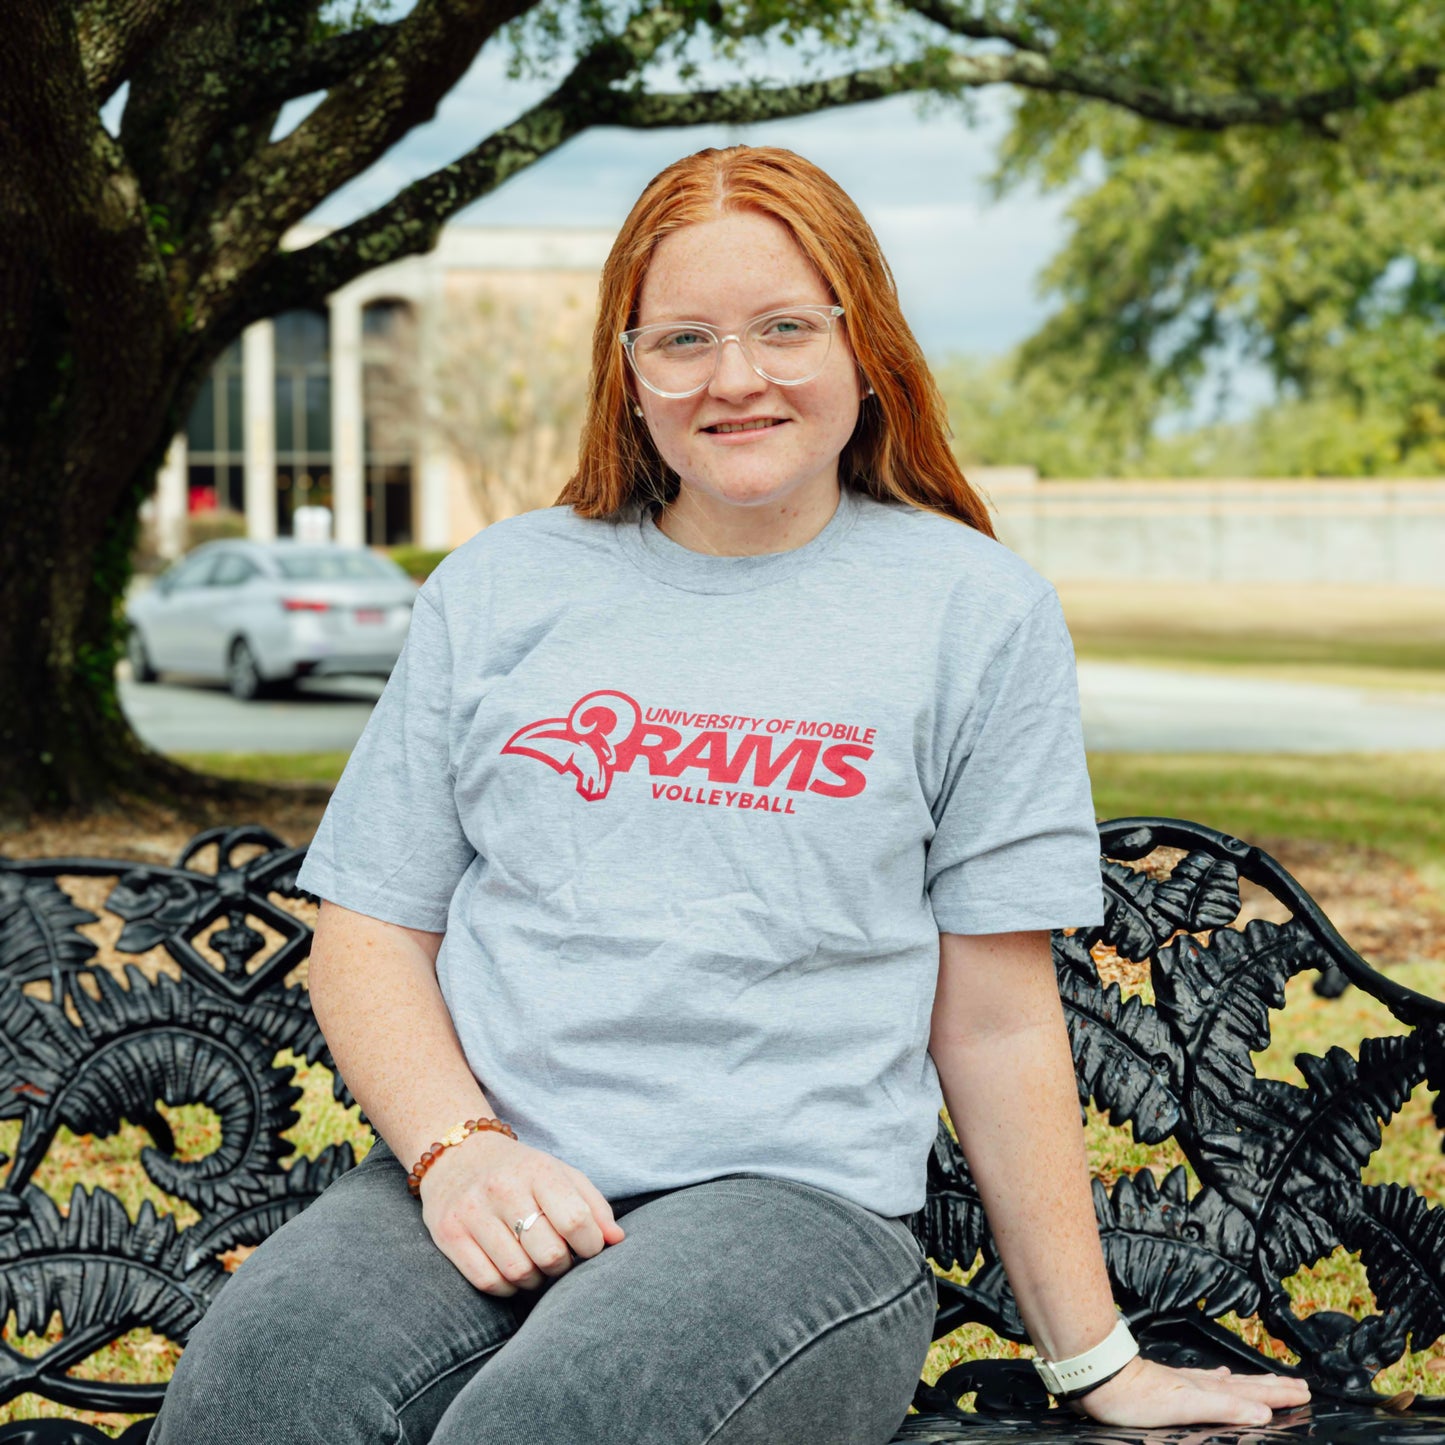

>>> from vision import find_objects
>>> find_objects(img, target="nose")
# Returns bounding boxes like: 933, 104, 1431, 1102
706, 335, 766, 402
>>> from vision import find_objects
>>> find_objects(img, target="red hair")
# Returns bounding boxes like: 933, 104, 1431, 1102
557, 145, 994, 537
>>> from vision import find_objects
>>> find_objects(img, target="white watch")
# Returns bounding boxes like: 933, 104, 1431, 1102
1031, 1317, 1140, 1400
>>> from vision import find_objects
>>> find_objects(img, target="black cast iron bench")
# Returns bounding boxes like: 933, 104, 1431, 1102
0, 819, 1441, 1444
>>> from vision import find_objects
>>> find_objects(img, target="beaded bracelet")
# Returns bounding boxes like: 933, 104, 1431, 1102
406, 1116, 518, 1198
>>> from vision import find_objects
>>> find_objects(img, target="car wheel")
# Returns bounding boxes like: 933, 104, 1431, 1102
227, 639, 265, 701
126, 628, 157, 683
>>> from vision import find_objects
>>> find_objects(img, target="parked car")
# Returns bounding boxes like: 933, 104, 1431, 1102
125, 540, 420, 700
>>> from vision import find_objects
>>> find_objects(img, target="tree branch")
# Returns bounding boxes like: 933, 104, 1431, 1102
75, 0, 202, 103
892, 3, 1442, 131
896, 0, 1051, 55
249, 21, 404, 112
186, 0, 540, 306
201, 5, 697, 324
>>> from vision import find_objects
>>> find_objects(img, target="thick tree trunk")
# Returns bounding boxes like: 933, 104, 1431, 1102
0, 414, 242, 822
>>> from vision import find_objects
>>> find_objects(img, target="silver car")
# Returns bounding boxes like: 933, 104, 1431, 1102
125, 540, 420, 700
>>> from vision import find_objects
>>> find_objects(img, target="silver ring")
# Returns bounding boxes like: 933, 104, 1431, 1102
513, 1210, 541, 1240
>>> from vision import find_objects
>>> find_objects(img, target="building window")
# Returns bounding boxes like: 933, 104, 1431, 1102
362, 299, 418, 546
274, 309, 333, 536
185, 335, 245, 514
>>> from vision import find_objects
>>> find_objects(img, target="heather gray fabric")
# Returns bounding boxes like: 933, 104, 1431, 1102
296, 484, 1104, 1216
149, 1137, 938, 1445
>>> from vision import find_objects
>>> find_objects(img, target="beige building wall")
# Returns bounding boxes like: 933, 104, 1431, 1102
156, 224, 611, 557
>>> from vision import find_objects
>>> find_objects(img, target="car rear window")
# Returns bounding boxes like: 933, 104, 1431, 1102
273, 552, 404, 581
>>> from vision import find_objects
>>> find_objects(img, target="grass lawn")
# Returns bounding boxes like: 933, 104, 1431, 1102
1087, 751, 1445, 900
1059, 581, 1445, 693
2, 749, 1442, 1431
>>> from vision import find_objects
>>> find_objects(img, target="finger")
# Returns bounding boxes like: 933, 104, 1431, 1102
436, 1228, 517, 1298
564, 1166, 626, 1244
511, 1202, 577, 1280
1177, 1367, 1310, 1396
533, 1175, 606, 1262
479, 1212, 549, 1291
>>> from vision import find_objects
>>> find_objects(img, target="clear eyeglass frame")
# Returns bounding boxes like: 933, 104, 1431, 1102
619, 304, 846, 399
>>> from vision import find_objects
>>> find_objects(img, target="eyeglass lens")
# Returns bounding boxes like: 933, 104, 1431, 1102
628, 311, 836, 396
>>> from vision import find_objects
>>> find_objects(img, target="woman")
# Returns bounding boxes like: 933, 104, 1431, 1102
151, 146, 1310, 1444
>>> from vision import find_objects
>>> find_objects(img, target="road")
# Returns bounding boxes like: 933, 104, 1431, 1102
117, 661, 1445, 758
118, 670, 384, 753
1077, 661, 1445, 752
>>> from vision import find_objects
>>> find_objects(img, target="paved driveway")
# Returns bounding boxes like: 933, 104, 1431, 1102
117, 670, 384, 754
117, 661, 1445, 757
1077, 661, 1445, 752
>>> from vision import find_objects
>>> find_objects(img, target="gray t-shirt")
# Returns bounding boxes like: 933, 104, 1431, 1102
296, 484, 1104, 1216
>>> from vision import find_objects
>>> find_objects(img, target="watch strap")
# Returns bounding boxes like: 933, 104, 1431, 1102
1031, 1317, 1139, 1399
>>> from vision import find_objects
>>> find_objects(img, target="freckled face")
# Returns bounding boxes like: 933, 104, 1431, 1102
631, 211, 864, 517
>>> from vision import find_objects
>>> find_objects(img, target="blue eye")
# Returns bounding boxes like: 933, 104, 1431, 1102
646, 329, 711, 353
755, 314, 823, 343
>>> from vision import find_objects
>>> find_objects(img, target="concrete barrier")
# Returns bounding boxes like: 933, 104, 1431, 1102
973, 473, 1445, 587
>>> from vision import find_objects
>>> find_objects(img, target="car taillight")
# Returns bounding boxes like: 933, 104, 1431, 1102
282, 599, 329, 612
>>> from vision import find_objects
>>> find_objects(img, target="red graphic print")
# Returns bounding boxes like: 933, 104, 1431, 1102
500, 691, 642, 800
502, 690, 876, 808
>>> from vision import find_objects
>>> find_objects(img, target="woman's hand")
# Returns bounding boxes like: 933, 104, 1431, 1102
417, 1131, 626, 1296
1071, 1356, 1312, 1427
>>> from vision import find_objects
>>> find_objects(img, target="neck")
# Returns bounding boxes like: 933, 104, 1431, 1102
654, 482, 843, 557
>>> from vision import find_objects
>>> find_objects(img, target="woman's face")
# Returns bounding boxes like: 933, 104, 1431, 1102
631, 210, 865, 521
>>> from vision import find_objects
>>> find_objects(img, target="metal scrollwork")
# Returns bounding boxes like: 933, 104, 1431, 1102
0, 820, 1441, 1444
0, 828, 351, 1436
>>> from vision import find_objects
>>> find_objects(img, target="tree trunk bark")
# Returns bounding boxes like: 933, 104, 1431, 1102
0, 420, 232, 822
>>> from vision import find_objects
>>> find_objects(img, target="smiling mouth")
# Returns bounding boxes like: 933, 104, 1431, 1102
703, 418, 787, 434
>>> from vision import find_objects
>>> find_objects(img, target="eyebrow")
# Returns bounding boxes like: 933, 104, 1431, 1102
637, 299, 832, 326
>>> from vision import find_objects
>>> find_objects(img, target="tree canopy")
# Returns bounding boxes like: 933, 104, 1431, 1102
981, 3, 1445, 469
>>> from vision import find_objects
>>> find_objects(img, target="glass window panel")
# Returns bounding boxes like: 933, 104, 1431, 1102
309, 310, 331, 366
225, 373, 244, 451
275, 310, 327, 366
275, 374, 294, 452
275, 550, 400, 580
273, 312, 298, 365
186, 375, 216, 452
384, 472, 414, 546
275, 467, 294, 537
306, 373, 331, 451
220, 334, 243, 367
362, 304, 393, 340
221, 465, 245, 514
285, 309, 328, 366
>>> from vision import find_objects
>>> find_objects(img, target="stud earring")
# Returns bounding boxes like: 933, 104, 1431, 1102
633, 404, 643, 417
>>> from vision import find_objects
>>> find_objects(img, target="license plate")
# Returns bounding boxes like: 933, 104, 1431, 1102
355, 608, 383, 624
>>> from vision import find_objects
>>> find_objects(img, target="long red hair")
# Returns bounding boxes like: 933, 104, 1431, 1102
556, 145, 994, 537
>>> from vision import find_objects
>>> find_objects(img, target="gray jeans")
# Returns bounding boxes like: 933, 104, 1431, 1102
150, 1137, 938, 1445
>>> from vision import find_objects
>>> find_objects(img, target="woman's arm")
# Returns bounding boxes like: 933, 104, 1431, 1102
307, 900, 499, 1171
930, 929, 1310, 1427
306, 899, 625, 1295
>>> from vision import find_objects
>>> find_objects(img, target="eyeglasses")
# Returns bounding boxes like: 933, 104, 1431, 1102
619, 305, 845, 399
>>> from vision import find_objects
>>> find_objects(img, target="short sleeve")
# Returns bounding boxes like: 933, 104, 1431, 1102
295, 591, 476, 932
924, 588, 1104, 934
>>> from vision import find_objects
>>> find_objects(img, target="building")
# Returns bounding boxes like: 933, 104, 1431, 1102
150, 223, 614, 558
